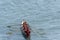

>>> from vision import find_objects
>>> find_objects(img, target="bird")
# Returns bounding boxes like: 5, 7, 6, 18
20, 20, 31, 40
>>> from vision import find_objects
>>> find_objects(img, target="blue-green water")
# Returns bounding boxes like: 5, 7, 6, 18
0, 0, 60, 40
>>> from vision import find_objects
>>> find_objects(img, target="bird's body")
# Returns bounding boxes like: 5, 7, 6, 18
20, 20, 31, 40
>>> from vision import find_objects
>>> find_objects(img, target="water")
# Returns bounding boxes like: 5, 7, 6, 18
0, 0, 60, 40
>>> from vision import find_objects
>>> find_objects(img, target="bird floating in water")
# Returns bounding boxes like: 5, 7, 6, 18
20, 20, 31, 40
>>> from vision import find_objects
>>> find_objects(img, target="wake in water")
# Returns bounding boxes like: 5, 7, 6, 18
6, 20, 47, 40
